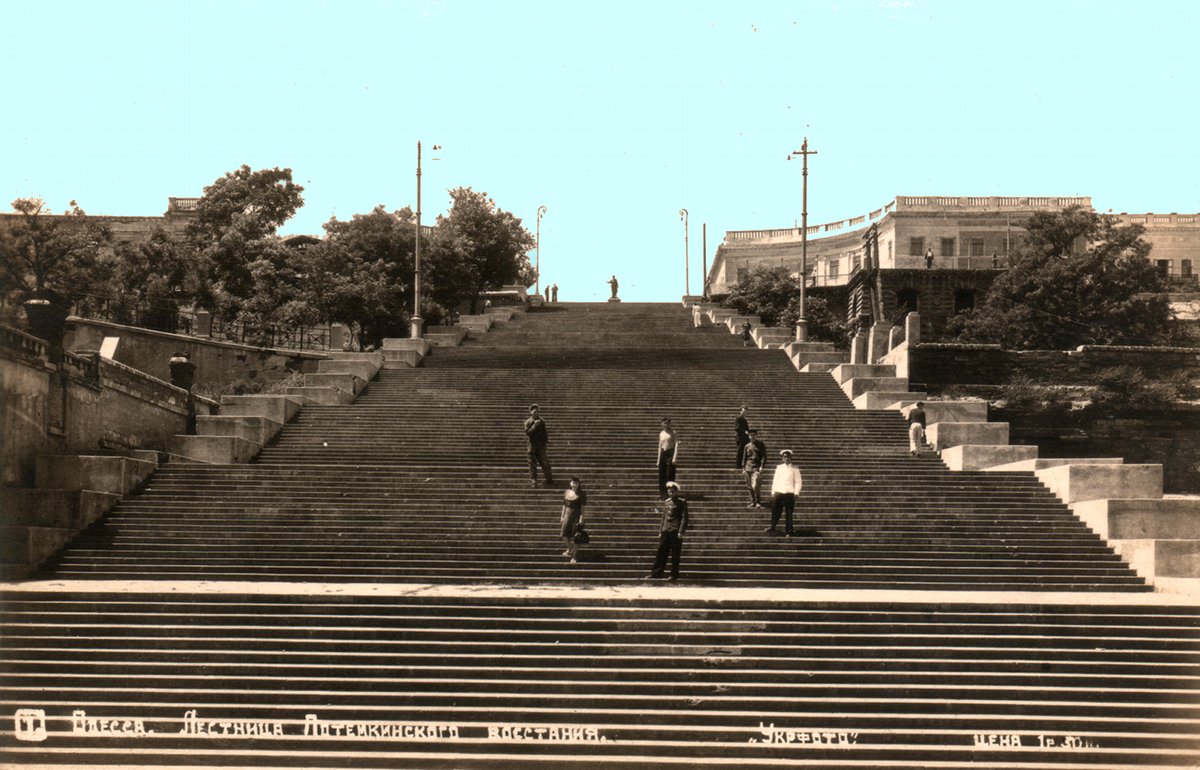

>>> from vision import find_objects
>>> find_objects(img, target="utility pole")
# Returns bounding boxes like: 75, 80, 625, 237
679, 209, 689, 296
536, 205, 547, 296
412, 140, 424, 339
787, 138, 817, 341
702, 223, 708, 299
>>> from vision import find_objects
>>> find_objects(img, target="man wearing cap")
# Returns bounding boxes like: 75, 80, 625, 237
734, 405, 751, 469
766, 449, 802, 536
656, 417, 679, 500
648, 481, 689, 581
524, 404, 554, 487
742, 428, 767, 509
907, 401, 927, 455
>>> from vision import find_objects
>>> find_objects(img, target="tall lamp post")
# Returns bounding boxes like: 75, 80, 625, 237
411, 141, 440, 339
536, 205, 547, 297
787, 138, 817, 341
679, 208, 689, 296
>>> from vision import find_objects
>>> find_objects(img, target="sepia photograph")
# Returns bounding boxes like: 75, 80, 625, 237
1, 1, 1198, 767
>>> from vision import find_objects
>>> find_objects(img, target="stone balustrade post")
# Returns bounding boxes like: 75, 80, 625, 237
905, 312, 921, 346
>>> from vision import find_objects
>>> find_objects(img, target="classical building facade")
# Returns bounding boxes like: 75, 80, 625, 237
707, 195, 1200, 336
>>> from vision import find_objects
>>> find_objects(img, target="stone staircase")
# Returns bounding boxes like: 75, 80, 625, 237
3, 301, 1198, 768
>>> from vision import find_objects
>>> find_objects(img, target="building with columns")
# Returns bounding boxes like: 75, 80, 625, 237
707, 196, 1199, 337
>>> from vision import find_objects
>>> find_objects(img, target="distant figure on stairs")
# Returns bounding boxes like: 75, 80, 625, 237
765, 449, 802, 536
560, 476, 588, 563
908, 401, 927, 456
647, 481, 689, 581
734, 405, 751, 468
524, 404, 555, 487
607, 275, 619, 300
743, 428, 766, 509
741, 320, 753, 347
545, 285, 551, 302
657, 417, 679, 500
551, 283, 558, 302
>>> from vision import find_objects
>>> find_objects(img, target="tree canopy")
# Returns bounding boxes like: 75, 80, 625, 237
186, 166, 305, 307
949, 207, 1172, 348
427, 187, 535, 313
723, 265, 849, 346
0, 197, 110, 295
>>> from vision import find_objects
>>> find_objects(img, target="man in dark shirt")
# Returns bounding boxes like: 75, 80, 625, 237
734, 405, 750, 468
742, 428, 767, 509
648, 481, 689, 581
524, 404, 554, 486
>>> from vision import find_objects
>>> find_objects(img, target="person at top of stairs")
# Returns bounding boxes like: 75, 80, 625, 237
647, 480, 689, 581
743, 428, 767, 509
524, 404, 554, 487
766, 449, 803, 537
656, 417, 679, 500
560, 476, 587, 564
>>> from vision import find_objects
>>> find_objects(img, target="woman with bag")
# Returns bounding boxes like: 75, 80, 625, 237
560, 476, 588, 563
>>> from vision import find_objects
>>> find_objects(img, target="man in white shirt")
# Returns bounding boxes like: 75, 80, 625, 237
656, 417, 679, 500
765, 449, 802, 536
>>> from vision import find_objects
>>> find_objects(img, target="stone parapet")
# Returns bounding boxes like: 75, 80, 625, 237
196, 415, 282, 446
752, 328, 792, 349
219, 395, 302, 424
927, 421, 1009, 449
34, 454, 156, 497
303, 372, 367, 397
940, 444, 1038, 471
424, 327, 467, 347
1034, 463, 1163, 504
830, 364, 896, 385
840, 376, 909, 400
1072, 498, 1200, 540
317, 358, 379, 382
285, 386, 355, 406
851, 391, 926, 410
169, 435, 261, 464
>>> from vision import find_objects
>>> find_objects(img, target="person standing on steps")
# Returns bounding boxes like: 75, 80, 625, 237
524, 404, 554, 487
544, 285, 551, 302
734, 405, 751, 468
743, 428, 767, 509
647, 481, 689, 581
740, 320, 753, 347
551, 283, 558, 303
765, 449, 802, 536
656, 417, 679, 500
907, 401, 927, 456
560, 476, 587, 563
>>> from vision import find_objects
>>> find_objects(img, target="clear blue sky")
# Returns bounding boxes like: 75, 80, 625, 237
3, 0, 1197, 302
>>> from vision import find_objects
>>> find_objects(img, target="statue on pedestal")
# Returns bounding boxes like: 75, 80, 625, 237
607, 275, 620, 302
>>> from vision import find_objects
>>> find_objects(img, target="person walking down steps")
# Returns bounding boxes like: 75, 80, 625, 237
524, 404, 554, 487
656, 417, 679, 500
743, 428, 767, 509
647, 481, 689, 582
734, 405, 751, 468
560, 476, 588, 563
765, 449, 802, 537
740, 320, 753, 347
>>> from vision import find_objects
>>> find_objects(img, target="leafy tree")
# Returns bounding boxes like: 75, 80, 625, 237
723, 265, 850, 347
949, 207, 1171, 348
186, 166, 304, 306
427, 187, 535, 313
0, 197, 110, 295
104, 227, 193, 331
303, 206, 419, 348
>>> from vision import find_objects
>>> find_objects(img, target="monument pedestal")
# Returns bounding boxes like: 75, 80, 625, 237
607, 296, 621, 303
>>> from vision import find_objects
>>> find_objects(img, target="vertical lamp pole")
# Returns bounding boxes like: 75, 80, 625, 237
702, 222, 708, 299
536, 205, 547, 297
679, 208, 689, 296
788, 138, 817, 341
412, 140, 440, 339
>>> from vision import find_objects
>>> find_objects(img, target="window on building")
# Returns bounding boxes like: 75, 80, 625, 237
954, 289, 976, 315
828, 260, 839, 280
736, 267, 747, 285
969, 238, 985, 257
940, 238, 955, 257
896, 289, 919, 317
1156, 260, 1171, 277
1182, 259, 1193, 277
909, 237, 924, 257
